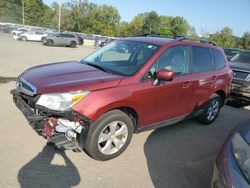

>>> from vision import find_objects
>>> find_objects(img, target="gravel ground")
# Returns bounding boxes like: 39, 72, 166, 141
0, 33, 249, 188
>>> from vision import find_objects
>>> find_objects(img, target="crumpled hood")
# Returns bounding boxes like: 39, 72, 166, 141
21, 61, 123, 94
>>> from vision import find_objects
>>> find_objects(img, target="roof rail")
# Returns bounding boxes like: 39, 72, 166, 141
132, 33, 175, 39
175, 36, 217, 46
131, 34, 217, 46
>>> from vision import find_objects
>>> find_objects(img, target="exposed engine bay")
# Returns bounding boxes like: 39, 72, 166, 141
11, 89, 91, 152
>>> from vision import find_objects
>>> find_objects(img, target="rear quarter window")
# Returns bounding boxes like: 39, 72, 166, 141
211, 49, 225, 70
192, 46, 212, 73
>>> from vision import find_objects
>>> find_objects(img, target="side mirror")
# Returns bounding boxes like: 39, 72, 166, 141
153, 69, 174, 86
157, 69, 174, 81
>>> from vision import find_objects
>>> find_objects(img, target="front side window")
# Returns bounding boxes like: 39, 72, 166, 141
157, 46, 189, 74
192, 46, 212, 73
81, 40, 159, 76
144, 45, 190, 79
211, 49, 225, 70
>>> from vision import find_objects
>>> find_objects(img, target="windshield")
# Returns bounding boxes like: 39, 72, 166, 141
81, 40, 159, 76
230, 51, 250, 64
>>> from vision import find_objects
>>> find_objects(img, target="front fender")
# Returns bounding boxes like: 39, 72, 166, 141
72, 87, 140, 122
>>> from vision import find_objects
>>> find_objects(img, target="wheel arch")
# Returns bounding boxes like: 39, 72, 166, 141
114, 107, 139, 133
215, 90, 226, 106
89, 104, 140, 133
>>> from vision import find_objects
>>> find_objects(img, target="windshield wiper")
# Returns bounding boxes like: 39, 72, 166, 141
86, 63, 109, 72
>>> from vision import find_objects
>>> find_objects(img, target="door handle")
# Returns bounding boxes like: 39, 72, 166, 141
211, 76, 216, 81
183, 82, 192, 88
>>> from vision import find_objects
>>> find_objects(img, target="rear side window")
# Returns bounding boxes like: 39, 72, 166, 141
211, 49, 225, 70
192, 46, 212, 73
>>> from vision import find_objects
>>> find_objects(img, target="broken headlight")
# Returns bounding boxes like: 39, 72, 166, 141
36, 90, 89, 111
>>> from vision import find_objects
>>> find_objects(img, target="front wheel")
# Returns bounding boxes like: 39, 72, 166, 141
196, 94, 222, 125
21, 36, 27, 41
84, 110, 133, 161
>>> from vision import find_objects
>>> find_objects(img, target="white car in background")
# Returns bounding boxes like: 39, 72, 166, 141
18, 31, 48, 41
12, 28, 30, 39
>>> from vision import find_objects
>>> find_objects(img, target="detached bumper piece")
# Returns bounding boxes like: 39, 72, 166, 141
10, 89, 91, 152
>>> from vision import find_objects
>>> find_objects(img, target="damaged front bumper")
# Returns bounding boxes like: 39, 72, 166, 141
10, 89, 91, 151
230, 79, 250, 102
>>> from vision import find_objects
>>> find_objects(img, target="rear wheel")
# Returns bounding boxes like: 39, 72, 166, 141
47, 40, 54, 46
196, 94, 222, 125
70, 41, 76, 48
84, 110, 133, 161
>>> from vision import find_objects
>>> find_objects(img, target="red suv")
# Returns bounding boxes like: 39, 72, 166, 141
11, 36, 233, 160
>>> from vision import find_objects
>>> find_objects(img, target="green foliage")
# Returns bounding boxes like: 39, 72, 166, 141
126, 12, 190, 37
142, 11, 160, 34
0, 0, 22, 23
118, 21, 131, 37
23, 0, 51, 27
241, 32, 250, 50
169, 16, 190, 36
210, 27, 234, 48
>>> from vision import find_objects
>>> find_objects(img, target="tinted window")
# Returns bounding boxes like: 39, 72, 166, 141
192, 46, 212, 73
211, 49, 225, 70
157, 46, 189, 75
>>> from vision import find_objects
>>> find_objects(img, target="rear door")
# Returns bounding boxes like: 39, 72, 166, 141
56, 34, 65, 45
187, 46, 215, 112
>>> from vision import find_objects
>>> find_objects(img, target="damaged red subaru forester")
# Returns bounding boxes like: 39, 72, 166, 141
11, 36, 232, 161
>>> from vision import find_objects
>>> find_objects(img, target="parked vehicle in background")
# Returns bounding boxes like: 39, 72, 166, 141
211, 118, 250, 188
229, 50, 250, 106
18, 31, 48, 41
43, 33, 79, 47
12, 27, 30, 39
11, 36, 232, 161
97, 37, 115, 47
76, 35, 84, 45
224, 48, 242, 61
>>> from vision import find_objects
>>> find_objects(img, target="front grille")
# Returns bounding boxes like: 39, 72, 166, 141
16, 77, 37, 96
232, 70, 249, 80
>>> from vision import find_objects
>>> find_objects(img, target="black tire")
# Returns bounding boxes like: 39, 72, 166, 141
84, 110, 133, 161
21, 36, 27, 41
70, 41, 76, 48
227, 99, 249, 108
47, 40, 54, 46
196, 94, 222, 125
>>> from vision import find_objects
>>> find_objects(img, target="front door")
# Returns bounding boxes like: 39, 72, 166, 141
139, 45, 194, 127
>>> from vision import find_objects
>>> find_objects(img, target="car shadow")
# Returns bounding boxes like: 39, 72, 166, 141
18, 145, 80, 188
143, 118, 238, 188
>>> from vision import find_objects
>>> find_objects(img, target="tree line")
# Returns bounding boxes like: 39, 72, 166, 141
0, 0, 249, 49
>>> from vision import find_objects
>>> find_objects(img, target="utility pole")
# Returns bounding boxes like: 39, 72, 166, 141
78, 0, 80, 32
22, 0, 25, 25
58, 3, 61, 32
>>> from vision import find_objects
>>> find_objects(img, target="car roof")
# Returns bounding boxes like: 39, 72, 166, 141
122, 36, 221, 50
124, 37, 173, 46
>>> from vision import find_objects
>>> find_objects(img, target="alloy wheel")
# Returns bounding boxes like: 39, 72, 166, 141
97, 121, 128, 155
207, 99, 220, 121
